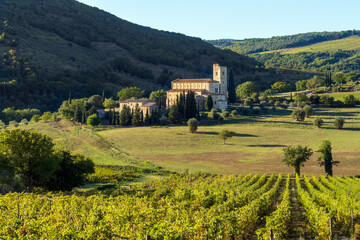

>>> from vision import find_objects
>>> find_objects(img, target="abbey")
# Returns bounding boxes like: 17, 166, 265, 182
166, 64, 228, 110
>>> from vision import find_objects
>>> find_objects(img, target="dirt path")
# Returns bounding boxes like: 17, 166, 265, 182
288, 177, 311, 240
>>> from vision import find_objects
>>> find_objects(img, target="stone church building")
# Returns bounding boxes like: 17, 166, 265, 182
166, 64, 228, 110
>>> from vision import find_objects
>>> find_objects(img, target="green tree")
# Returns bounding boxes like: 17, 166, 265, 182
119, 105, 132, 126
333, 73, 346, 85
334, 117, 345, 129
324, 71, 332, 87
149, 89, 167, 109
168, 105, 181, 124
46, 150, 95, 191
236, 81, 259, 100
306, 76, 324, 89
31, 114, 40, 122
296, 80, 308, 91
218, 129, 236, 144
320, 95, 334, 105
303, 105, 312, 118
291, 108, 306, 121
271, 81, 291, 93
41, 112, 53, 121
0, 129, 58, 191
314, 118, 324, 128
343, 94, 357, 105
205, 95, 213, 111
117, 87, 144, 101
317, 140, 339, 177
87, 95, 103, 108
86, 114, 100, 127
132, 104, 142, 126
103, 97, 118, 109
187, 118, 199, 133
282, 145, 313, 175
228, 69, 236, 103
293, 93, 309, 103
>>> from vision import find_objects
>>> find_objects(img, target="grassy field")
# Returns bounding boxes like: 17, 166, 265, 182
97, 107, 360, 176
11, 107, 360, 176
258, 36, 360, 54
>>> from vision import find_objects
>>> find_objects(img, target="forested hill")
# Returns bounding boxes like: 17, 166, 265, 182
209, 30, 360, 54
0, 0, 260, 110
210, 31, 360, 75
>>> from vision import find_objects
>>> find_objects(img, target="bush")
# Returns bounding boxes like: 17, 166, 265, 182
344, 94, 357, 105
241, 108, 251, 116
303, 105, 313, 118
218, 116, 224, 124
212, 111, 219, 121
221, 110, 230, 119
159, 116, 168, 125
9, 120, 19, 127
231, 110, 238, 117
334, 117, 345, 129
314, 118, 324, 128
289, 102, 297, 108
268, 99, 274, 105
0, 120, 6, 129
187, 118, 199, 133
291, 108, 305, 121
274, 101, 281, 108
244, 97, 254, 107
31, 114, 40, 122
86, 114, 100, 127
21, 119, 29, 125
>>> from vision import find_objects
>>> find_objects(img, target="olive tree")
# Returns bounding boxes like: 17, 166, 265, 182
187, 118, 199, 133
282, 145, 313, 176
218, 129, 236, 145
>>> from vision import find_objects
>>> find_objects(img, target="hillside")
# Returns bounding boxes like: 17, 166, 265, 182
0, 0, 260, 111
210, 31, 360, 75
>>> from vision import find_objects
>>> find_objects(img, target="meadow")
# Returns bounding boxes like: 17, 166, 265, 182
258, 36, 360, 54
15, 106, 359, 176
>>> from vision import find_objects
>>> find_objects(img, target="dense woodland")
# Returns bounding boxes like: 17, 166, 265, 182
0, 0, 261, 111
210, 30, 360, 54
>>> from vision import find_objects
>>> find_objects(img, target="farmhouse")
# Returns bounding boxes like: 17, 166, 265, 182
118, 99, 158, 115
166, 64, 228, 110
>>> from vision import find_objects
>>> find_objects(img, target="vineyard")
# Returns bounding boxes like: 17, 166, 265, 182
1, 174, 360, 239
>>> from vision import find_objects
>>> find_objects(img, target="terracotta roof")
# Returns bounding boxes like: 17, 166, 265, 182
172, 78, 215, 83
168, 89, 207, 94
142, 102, 157, 107
120, 99, 155, 104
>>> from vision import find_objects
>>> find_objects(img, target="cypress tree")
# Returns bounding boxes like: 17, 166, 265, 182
109, 109, 112, 125
132, 104, 141, 126
102, 89, 105, 102
144, 109, 150, 125
228, 69, 236, 104
81, 109, 85, 124
205, 95, 213, 111
196, 102, 200, 120
74, 105, 80, 122
317, 140, 339, 177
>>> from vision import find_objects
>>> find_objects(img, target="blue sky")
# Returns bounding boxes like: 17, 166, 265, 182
77, 0, 360, 40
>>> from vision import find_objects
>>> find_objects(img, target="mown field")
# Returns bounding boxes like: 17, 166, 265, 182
15, 107, 360, 176
257, 36, 360, 54
1, 174, 360, 239
97, 107, 360, 176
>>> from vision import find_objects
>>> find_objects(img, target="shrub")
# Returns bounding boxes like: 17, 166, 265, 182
159, 116, 168, 125
274, 101, 281, 108
21, 119, 29, 125
31, 114, 40, 122
344, 94, 357, 105
334, 117, 345, 129
244, 97, 254, 107
0, 120, 6, 129
253, 107, 261, 115
221, 110, 230, 119
187, 118, 199, 133
314, 118, 324, 128
260, 101, 267, 106
241, 108, 251, 116
231, 110, 238, 117
218, 116, 224, 124
303, 105, 313, 118
268, 99, 274, 105
86, 114, 100, 127
289, 102, 297, 108
9, 120, 19, 127
291, 108, 305, 121
218, 129, 236, 144
212, 111, 219, 121
40, 112, 53, 121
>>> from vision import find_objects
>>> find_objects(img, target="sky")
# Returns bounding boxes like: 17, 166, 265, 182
77, 0, 360, 40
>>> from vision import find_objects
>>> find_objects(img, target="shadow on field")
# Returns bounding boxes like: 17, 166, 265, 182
197, 131, 258, 137
313, 109, 359, 117
247, 144, 287, 148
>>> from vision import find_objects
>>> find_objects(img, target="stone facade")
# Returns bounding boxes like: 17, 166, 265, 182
166, 64, 228, 110
118, 99, 158, 116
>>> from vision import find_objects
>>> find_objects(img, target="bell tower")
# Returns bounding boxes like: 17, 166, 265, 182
213, 64, 228, 95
